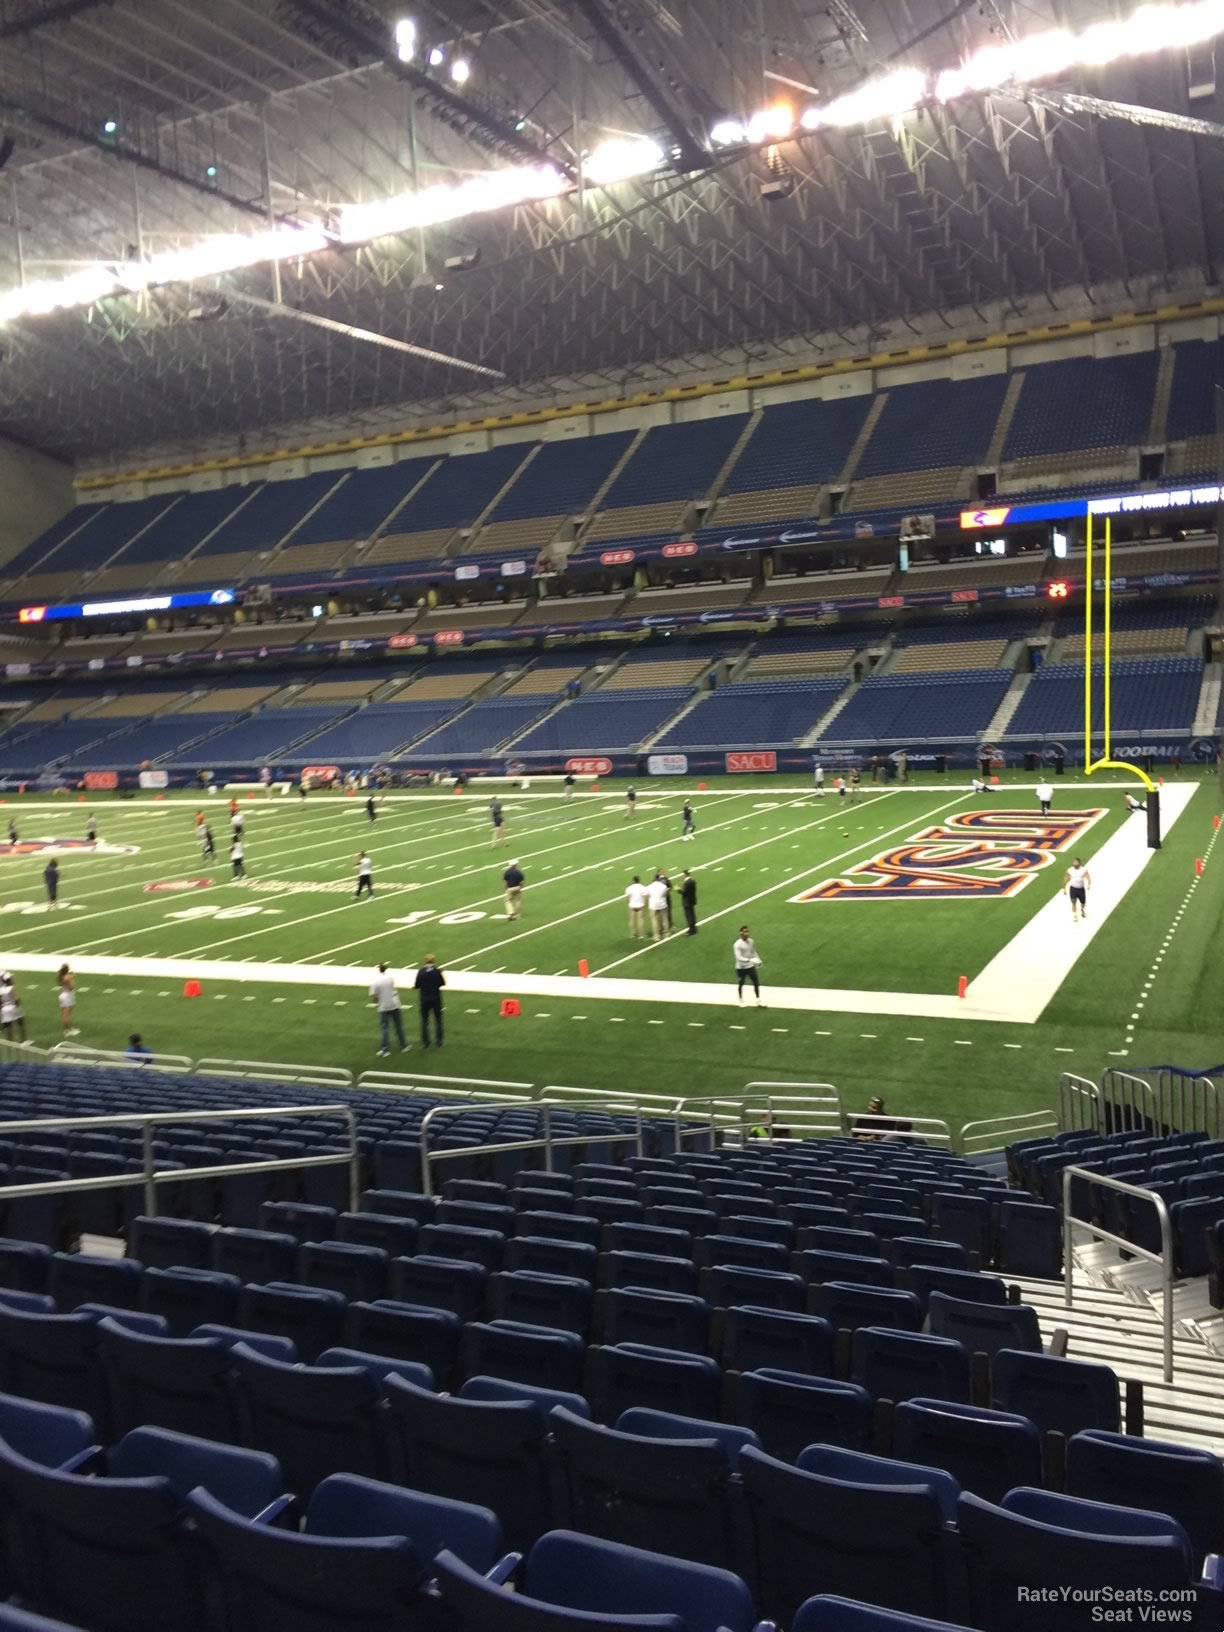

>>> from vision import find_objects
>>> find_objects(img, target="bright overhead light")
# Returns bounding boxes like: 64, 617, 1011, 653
583, 136, 665, 185
450, 56, 471, 84
102, 119, 117, 135
809, 67, 926, 129
393, 16, 416, 62
337, 163, 567, 244
428, 45, 444, 66
205, 164, 218, 179
710, 118, 746, 146
746, 105, 794, 144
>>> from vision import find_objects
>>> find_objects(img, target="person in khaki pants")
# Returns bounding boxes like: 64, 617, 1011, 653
503, 859, 525, 920
647, 873, 669, 940
625, 875, 647, 939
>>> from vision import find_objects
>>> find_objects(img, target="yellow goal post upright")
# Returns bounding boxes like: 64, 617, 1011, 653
1083, 510, 1160, 849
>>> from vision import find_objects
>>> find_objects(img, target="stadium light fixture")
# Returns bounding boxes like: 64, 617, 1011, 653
450, 56, 471, 85
102, 119, 118, 135
582, 135, 666, 184
710, 118, 746, 146
428, 45, 444, 66
393, 16, 417, 62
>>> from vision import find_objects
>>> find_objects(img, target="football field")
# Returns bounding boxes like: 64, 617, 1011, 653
0, 773, 1221, 1129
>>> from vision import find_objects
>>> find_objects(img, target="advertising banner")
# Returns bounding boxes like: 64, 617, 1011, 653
647, 753, 688, 776
726, 751, 777, 774
84, 770, 119, 790
136, 770, 168, 790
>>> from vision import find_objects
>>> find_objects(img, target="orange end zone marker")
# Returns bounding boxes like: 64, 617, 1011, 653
499, 998, 521, 1018
1196, 857, 1204, 877
957, 975, 968, 999
578, 959, 590, 978
183, 979, 202, 998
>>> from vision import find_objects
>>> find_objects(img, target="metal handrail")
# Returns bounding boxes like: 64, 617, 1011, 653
1058, 1072, 1100, 1133
49, 1042, 195, 1073
0, 1101, 360, 1218
958, 1110, 1059, 1156
1100, 1069, 1155, 1134
417, 1097, 644, 1197
838, 1111, 954, 1147
357, 1072, 533, 1101
1062, 1164, 1175, 1383
194, 1058, 355, 1087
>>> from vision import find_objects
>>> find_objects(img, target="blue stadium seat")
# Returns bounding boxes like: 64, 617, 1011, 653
850, 1329, 970, 1405
900, 1266, 1006, 1312
885, 1238, 968, 1273
0, 1392, 95, 1469
799, 1226, 880, 1258
260, 1201, 338, 1244
602, 1287, 710, 1355
385, 1372, 556, 1552
191, 1473, 503, 1632
0, 1309, 109, 1429
48, 1252, 142, 1313
810, 1282, 921, 1334
334, 1210, 419, 1257
360, 1189, 435, 1224
211, 1227, 298, 1284
587, 1342, 721, 1425
140, 1267, 241, 1336
97, 1318, 244, 1441
739, 1445, 960, 1625
129, 1217, 212, 1271
190, 1324, 298, 1361
995, 1200, 1061, 1278
796, 1252, 894, 1290
602, 1250, 698, 1297
792, 1598, 984, 1631
343, 1299, 461, 1381
0, 1240, 50, 1292
720, 1305, 833, 1378
459, 1375, 591, 1418
1066, 1428, 1224, 1567
734, 1370, 872, 1460
390, 1254, 488, 1321
418, 1222, 507, 1270
439, 1199, 518, 1235
694, 1234, 788, 1273
489, 1270, 593, 1335
929, 1194, 991, 1262
236, 1282, 345, 1362
550, 1405, 741, 1568
231, 1342, 392, 1494
506, 1236, 599, 1281
615, 1407, 760, 1460
315, 1346, 433, 1391
0, 1606, 93, 1631
435, 1527, 761, 1632
926, 1293, 1042, 1358
461, 1320, 586, 1393
991, 1349, 1120, 1436
700, 1264, 805, 1311
602, 1223, 691, 1259
298, 1241, 389, 1302
107, 1424, 282, 1519
795, 1444, 959, 1523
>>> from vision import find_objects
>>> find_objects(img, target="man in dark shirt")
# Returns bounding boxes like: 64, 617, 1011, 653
366, 793, 377, 823
681, 869, 698, 935
414, 955, 446, 1048
503, 860, 525, 920
43, 858, 59, 909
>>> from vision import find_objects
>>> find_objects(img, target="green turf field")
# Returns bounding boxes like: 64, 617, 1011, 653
0, 770, 1221, 1133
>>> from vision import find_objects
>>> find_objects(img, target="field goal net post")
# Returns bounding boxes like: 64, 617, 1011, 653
1083, 510, 1160, 849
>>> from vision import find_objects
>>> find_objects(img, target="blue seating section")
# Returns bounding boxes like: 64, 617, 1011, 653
856, 376, 1009, 477
1003, 353, 1158, 459
173, 707, 349, 765
825, 671, 1013, 744
280, 701, 460, 762
8, 496, 178, 581
105, 488, 254, 572
193, 474, 342, 561
277, 458, 437, 551
657, 678, 846, 748
66, 715, 232, 770
1, 507, 104, 581
599, 417, 749, 511
510, 688, 691, 752
723, 397, 873, 494
1008, 658, 1200, 737
346, 444, 530, 542
1165, 338, 1224, 444
406, 697, 556, 757
484, 432, 636, 523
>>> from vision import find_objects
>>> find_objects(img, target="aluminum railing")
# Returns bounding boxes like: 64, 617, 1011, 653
1058, 1072, 1101, 1134
0, 1101, 360, 1219
48, 1042, 195, 1073
958, 1109, 1059, 1157
1062, 1164, 1175, 1383
194, 1058, 354, 1089
1153, 1070, 1222, 1140
417, 1098, 647, 1198
835, 1111, 954, 1147
357, 1071, 533, 1102
1099, 1069, 1157, 1134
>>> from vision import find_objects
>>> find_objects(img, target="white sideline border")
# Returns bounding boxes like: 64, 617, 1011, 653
0, 782, 1196, 1026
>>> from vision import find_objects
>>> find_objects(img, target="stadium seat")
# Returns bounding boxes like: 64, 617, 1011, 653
97, 1318, 245, 1440
385, 1372, 557, 1551
129, 1217, 212, 1271
799, 1226, 881, 1258
796, 1251, 894, 1290
0, 1240, 50, 1293
316, 1345, 433, 1390
211, 1227, 298, 1284
459, 1375, 591, 1418
435, 1527, 762, 1632
236, 1282, 345, 1361
615, 1407, 760, 1460
602, 1287, 711, 1354
360, 1189, 435, 1225
48, 1252, 142, 1313
334, 1210, 419, 1257
550, 1405, 741, 1567
900, 1266, 1007, 1312
734, 1369, 872, 1460
489, 1270, 593, 1335
140, 1267, 241, 1336
343, 1299, 462, 1381
738, 1445, 960, 1624
602, 1223, 692, 1258
106, 1424, 283, 1518
1066, 1428, 1224, 1566
514, 1211, 601, 1248
694, 1234, 788, 1273
389, 1254, 488, 1321
0, 1309, 110, 1429
298, 1240, 389, 1301
795, 1444, 959, 1523
926, 1292, 1042, 1358
720, 1305, 833, 1378
460, 1319, 586, 1393
791, 1597, 988, 1631
991, 1349, 1120, 1436
929, 1194, 991, 1262
892, 1398, 1043, 1504
418, 1222, 506, 1270
191, 1473, 503, 1632
587, 1342, 721, 1425
810, 1281, 922, 1334
995, 1200, 1061, 1278
505, 1236, 600, 1281
231, 1343, 392, 1492
849, 1329, 971, 1405
602, 1250, 698, 1296
700, 1264, 805, 1311
884, 1238, 969, 1272
0, 1391, 95, 1469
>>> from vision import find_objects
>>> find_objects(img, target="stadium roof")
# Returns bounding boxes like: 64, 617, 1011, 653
0, 0, 1221, 464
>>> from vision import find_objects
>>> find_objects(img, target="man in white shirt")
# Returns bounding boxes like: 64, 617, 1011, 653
734, 925, 763, 1004
1125, 792, 1147, 814
814, 763, 825, 798
1036, 780, 1053, 816
646, 875, 670, 940
369, 961, 408, 1056
354, 851, 373, 899
1064, 857, 1091, 922
230, 838, 245, 879
625, 875, 647, 939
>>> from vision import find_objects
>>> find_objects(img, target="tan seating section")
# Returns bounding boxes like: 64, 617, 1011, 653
289, 678, 385, 704
391, 670, 496, 701
417, 604, 524, 631
316, 614, 419, 641
712, 486, 823, 528
361, 529, 457, 566
135, 628, 225, 656
173, 551, 269, 586
22, 695, 100, 721
266, 540, 356, 575
214, 621, 318, 651
59, 636, 135, 662
464, 516, 566, 556
892, 639, 1010, 674
89, 690, 183, 719
1179, 435, 1216, 473
517, 593, 627, 626
846, 467, 968, 511
179, 687, 277, 715
903, 556, 1047, 591
1060, 541, 1215, 579
744, 646, 856, 678
757, 569, 893, 605
583, 500, 689, 545
502, 665, 584, 696
628, 582, 752, 616
1061, 627, 1188, 660
602, 657, 707, 690
1003, 447, 1133, 481
8, 571, 87, 602
87, 563, 175, 594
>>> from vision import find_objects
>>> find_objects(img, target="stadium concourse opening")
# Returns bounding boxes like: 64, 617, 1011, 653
4, 0, 1224, 1623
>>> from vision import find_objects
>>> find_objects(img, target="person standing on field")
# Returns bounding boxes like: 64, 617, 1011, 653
681, 869, 698, 935
369, 961, 408, 1056
56, 964, 78, 1037
734, 926, 763, 1005
624, 786, 637, 821
490, 798, 506, 845
1036, 779, 1053, 816
625, 875, 647, 939
354, 851, 374, 899
87, 814, 97, 845
1064, 856, 1091, 922
0, 975, 27, 1044
366, 793, 377, 823
564, 772, 576, 802
814, 763, 825, 798
681, 800, 696, 841
230, 837, 246, 879
201, 824, 216, 859
646, 873, 669, 940
415, 955, 445, 1049
503, 859, 525, 920
43, 858, 59, 909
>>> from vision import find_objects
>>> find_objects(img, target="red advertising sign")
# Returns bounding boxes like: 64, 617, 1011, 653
387, 633, 418, 649
143, 879, 213, 894
726, 751, 777, 774
565, 757, 613, 776
600, 549, 635, 566
300, 765, 340, 784
877, 596, 905, 608
17, 606, 46, 624
434, 630, 465, 646
662, 541, 698, 558
83, 770, 118, 790
950, 588, 979, 603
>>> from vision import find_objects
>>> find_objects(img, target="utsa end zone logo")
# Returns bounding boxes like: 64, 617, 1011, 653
793, 809, 1105, 904
0, 838, 138, 859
